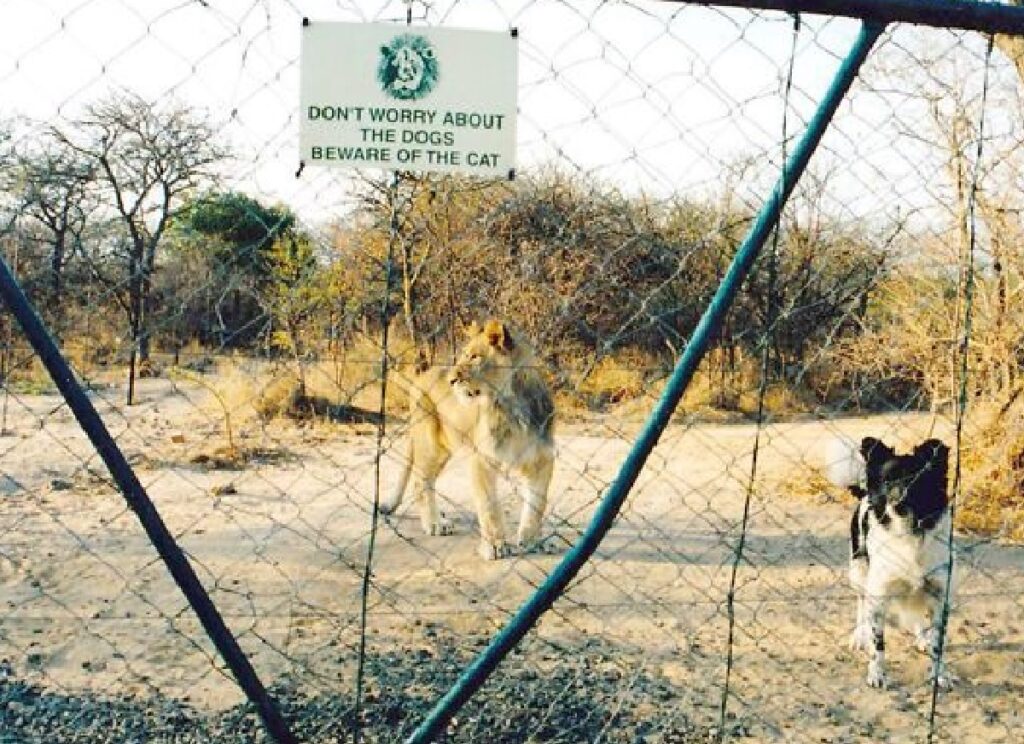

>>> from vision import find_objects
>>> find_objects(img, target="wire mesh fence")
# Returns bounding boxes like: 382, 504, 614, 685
1, 1, 1023, 742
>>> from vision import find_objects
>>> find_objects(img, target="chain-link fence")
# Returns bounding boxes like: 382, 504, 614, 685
2, 1, 1023, 742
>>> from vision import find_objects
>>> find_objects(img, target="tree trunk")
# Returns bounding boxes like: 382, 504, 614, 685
401, 241, 419, 351
127, 251, 144, 405
126, 346, 137, 407
45, 230, 68, 340
139, 242, 157, 363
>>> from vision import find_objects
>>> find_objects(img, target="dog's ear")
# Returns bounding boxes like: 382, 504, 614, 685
860, 437, 893, 466
860, 437, 893, 487
915, 438, 949, 478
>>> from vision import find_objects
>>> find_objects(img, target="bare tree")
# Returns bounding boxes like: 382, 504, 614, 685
8, 131, 97, 333
924, 64, 1024, 399
53, 93, 227, 404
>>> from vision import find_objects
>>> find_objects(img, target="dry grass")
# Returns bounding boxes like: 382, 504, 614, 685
305, 332, 424, 418
771, 464, 849, 507
253, 373, 303, 420
1, 338, 119, 394
169, 332, 423, 443
960, 391, 1024, 542
579, 355, 817, 426
1, 353, 57, 394
575, 355, 648, 406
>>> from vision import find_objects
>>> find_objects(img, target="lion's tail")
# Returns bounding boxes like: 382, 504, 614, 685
379, 439, 412, 515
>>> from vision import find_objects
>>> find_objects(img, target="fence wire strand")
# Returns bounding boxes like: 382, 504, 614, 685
719, 12, 801, 738
926, 29, 995, 744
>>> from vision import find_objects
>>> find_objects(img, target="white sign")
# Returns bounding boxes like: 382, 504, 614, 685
300, 21, 517, 178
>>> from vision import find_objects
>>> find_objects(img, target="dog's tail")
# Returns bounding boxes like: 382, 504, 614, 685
825, 436, 866, 497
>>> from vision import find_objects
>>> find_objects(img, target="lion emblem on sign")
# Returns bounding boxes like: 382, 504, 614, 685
377, 34, 439, 101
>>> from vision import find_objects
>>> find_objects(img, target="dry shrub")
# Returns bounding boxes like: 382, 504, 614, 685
253, 332, 419, 424
254, 373, 303, 420
545, 348, 659, 422
771, 463, 848, 506
1, 353, 56, 394
62, 341, 99, 379
960, 390, 1024, 541
669, 356, 813, 423
170, 361, 309, 467
560, 348, 816, 424
743, 382, 814, 417
312, 331, 423, 417
137, 358, 162, 378
63, 326, 121, 369
668, 348, 803, 422
575, 354, 649, 406
169, 363, 259, 455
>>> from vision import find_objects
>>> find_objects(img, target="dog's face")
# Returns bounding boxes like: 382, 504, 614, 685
860, 437, 949, 533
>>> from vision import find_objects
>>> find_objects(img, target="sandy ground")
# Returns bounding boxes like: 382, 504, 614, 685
1, 377, 1022, 742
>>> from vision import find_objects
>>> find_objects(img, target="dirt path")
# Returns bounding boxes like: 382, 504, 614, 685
1, 379, 1021, 741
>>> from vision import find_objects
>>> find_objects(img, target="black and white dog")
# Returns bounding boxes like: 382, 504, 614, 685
827, 436, 954, 689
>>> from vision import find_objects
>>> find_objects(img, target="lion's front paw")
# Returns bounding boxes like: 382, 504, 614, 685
866, 663, 887, 689
424, 516, 454, 536
478, 540, 512, 560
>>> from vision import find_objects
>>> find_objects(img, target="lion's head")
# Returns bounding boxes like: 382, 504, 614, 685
448, 319, 524, 404
378, 34, 439, 101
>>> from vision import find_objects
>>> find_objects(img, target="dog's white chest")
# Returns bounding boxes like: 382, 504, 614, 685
865, 511, 951, 592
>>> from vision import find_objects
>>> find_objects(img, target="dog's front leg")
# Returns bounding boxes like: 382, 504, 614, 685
850, 592, 873, 651
865, 595, 888, 688
925, 592, 954, 689
849, 557, 871, 651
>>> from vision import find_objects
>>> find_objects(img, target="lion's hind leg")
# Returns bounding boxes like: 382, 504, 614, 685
416, 477, 453, 537
379, 441, 412, 516
411, 441, 453, 537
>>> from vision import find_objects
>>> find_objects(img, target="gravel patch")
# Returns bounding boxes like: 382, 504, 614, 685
0, 635, 707, 743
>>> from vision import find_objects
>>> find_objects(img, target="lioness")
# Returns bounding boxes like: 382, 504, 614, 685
380, 320, 555, 560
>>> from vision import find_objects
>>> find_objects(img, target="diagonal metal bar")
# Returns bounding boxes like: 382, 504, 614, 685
407, 20, 886, 744
675, 0, 1024, 34
0, 260, 297, 744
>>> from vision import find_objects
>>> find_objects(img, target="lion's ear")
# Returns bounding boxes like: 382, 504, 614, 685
464, 321, 482, 338
484, 319, 515, 352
